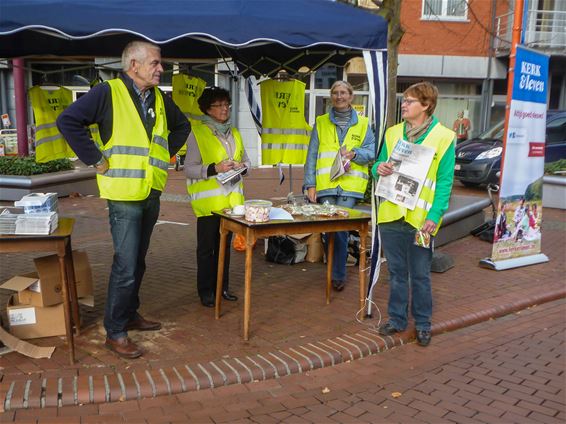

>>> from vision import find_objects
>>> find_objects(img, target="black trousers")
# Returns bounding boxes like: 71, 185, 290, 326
196, 215, 232, 300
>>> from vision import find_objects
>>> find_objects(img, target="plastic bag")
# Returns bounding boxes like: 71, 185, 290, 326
232, 234, 248, 251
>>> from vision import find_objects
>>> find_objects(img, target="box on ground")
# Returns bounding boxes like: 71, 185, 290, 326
7, 295, 66, 339
0, 250, 94, 307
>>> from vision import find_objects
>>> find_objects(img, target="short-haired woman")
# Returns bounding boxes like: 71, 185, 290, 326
185, 86, 251, 307
372, 81, 456, 347
303, 80, 375, 292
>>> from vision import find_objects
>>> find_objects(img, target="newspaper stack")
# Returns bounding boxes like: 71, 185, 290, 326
1, 193, 60, 235
0, 208, 20, 234
14, 193, 58, 213
14, 211, 58, 235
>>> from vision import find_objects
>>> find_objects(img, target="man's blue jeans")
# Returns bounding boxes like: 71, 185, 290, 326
379, 219, 433, 332
318, 195, 357, 281
104, 190, 160, 340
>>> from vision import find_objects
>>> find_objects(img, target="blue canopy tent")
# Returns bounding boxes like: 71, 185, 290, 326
0, 0, 388, 312
0, 0, 386, 76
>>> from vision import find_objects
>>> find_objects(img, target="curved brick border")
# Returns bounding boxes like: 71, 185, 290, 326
1, 287, 564, 411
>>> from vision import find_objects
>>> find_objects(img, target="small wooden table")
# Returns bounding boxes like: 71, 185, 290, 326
0, 218, 80, 364
213, 208, 371, 340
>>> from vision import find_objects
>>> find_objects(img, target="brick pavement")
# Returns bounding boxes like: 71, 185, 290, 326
0, 168, 564, 417
2, 294, 564, 422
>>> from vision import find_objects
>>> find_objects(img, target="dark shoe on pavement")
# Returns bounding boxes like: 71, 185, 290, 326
125, 315, 162, 331
378, 322, 400, 336
200, 295, 215, 308
332, 279, 345, 291
104, 337, 142, 359
222, 290, 238, 301
416, 329, 432, 346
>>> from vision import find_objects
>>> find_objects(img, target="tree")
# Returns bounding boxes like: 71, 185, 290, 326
373, 0, 404, 128
341, 0, 405, 128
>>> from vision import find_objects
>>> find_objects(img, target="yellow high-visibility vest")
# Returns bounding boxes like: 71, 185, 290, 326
378, 122, 454, 235
314, 113, 370, 195
260, 79, 311, 165
172, 74, 206, 155
96, 79, 169, 200
186, 122, 245, 217
29, 86, 75, 162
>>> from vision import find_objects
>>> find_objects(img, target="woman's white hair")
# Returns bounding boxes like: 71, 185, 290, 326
121, 41, 161, 71
330, 80, 353, 95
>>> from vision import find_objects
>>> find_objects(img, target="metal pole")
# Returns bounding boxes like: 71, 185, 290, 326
13, 58, 29, 156
0, 71, 7, 118
499, 0, 525, 188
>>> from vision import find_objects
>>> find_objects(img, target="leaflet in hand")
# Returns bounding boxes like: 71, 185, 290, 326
216, 166, 246, 185
375, 139, 435, 210
330, 150, 351, 181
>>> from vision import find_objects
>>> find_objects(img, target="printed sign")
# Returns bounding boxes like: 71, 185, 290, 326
491, 46, 549, 262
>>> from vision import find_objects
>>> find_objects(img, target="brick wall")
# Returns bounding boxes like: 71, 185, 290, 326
399, 0, 509, 57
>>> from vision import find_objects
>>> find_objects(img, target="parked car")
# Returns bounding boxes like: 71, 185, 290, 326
454, 110, 566, 187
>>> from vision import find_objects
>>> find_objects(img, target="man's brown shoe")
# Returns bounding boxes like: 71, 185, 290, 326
125, 316, 162, 331
105, 337, 142, 359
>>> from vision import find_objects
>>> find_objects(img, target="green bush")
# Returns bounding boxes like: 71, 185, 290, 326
545, 159, 566, 175
0, 156, 74, 176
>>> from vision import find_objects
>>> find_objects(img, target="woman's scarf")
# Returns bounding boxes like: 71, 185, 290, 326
333, 107, 352, 130
202, 114, 232, 135
405, 116, 433, 143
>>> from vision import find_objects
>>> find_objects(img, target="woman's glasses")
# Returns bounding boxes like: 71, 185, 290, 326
210, 102, 231, 109
401, 98, 419, 105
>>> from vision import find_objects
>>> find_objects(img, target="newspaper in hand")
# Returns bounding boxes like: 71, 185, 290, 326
216, 166, 246, 185
375, 139, 435, 210
330, 150, 351, 181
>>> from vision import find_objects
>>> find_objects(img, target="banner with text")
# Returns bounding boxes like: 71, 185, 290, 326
491, 46, 549, 262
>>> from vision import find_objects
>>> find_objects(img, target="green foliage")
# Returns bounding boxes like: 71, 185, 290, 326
545, 159, 566, 175
0, 156, 74, 176
524, 177, 543, 202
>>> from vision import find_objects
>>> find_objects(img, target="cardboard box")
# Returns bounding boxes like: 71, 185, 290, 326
7, 295, 66, 339
0, 250, 94, 307
34, 250, 93, 299
306, 233, 324, 263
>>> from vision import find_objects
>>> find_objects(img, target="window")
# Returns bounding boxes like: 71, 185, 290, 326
422, 0, 467, 21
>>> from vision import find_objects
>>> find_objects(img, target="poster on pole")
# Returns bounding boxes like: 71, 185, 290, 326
491, 46, 549, 263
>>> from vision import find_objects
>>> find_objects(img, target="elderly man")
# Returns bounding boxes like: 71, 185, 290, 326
57, 41, 190, 358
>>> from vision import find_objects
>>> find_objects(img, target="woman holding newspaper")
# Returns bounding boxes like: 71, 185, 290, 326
372, 82, 455, 347
185, 86, 251, 307
304, 81, 375, 292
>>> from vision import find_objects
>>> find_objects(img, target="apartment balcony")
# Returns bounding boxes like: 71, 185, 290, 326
495, 9, 566, 56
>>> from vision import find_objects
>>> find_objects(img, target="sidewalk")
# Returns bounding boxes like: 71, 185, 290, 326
0, 168, 564, 415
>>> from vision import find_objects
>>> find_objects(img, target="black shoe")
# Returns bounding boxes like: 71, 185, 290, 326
200, 296, 214, 308
378, 322, 399, 336
416, 330, 431, 346
222, 291, 238, 301
332, 279, 345, 291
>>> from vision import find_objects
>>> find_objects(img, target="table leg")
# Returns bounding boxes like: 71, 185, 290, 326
58, 247, 75, 365
359, 223, 368, 320
326, 232, 335, 305
243, 229, 254, 341
215, 220, 229, 320
65, 240, 80, 335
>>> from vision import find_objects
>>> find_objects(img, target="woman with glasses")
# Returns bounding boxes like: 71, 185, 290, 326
372, 82, 456, 347
303, 80, 375, 292
185, 86, 251, 307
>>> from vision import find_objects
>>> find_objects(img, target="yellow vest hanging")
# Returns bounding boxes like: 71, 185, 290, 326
172, 74, 205, 155
314, 113, 370, 195
377, 122, 454, 235
260, 79, 311, 165
29, 86, 75, 163
96, 79, 169, 201
186, 123, 245, 217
